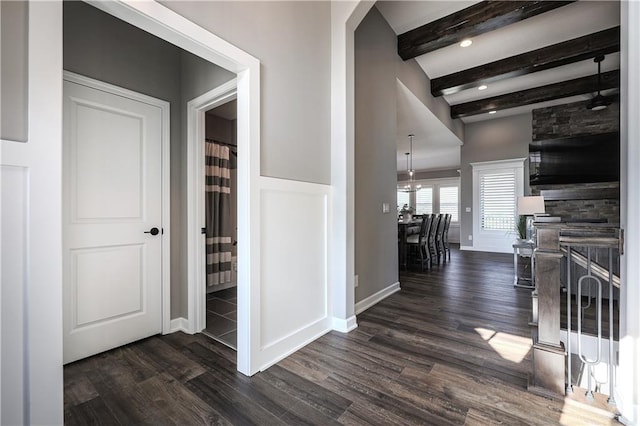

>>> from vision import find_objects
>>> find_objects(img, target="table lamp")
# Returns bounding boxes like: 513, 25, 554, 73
517, 196, 546, 241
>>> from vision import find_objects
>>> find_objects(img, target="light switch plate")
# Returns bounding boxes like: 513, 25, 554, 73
382, 202, 390, 213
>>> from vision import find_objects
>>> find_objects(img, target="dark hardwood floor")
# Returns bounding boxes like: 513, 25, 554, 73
64, 247, 618, 425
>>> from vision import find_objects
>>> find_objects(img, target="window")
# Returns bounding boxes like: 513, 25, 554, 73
415, 187, 433, 215
471, 158, 525, 253
397, 190, 410, 213
439, 186, 459, 222
479, 170, 517, 231
397, 178, 459, 220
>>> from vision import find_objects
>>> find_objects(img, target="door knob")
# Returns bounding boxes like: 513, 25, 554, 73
144, 227, 160, 236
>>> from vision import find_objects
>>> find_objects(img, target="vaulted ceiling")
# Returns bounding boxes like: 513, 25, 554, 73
376, 1, 621, 172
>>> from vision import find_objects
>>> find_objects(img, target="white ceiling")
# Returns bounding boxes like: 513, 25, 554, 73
376, 1, 621, 171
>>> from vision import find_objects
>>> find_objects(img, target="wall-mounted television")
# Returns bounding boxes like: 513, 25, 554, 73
529, 132, 620, 185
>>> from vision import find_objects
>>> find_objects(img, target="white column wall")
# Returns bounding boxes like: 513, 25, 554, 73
619, 1, 640, 423
0, 1, 64, 423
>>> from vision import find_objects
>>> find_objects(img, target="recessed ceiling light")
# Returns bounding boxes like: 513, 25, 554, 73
489, 110, 497, 114
478, 85, 488, 91
460, 39, 473, 48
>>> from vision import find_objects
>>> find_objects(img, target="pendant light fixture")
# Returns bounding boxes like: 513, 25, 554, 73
399, 134, 421, 193
587, 55, 611, 111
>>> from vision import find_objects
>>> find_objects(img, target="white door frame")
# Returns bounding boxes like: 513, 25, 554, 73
89, 0, 260, 375
62, 70, 172, 338
186, 79, 237, 334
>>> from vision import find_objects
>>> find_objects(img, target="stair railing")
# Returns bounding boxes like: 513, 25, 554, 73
560, 228, 621, 405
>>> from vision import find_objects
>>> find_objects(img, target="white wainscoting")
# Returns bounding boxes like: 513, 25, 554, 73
256, 177, 332, 370
0, 166, 28, 425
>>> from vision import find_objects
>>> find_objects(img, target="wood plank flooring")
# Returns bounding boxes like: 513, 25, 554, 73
64, 246, 619, 425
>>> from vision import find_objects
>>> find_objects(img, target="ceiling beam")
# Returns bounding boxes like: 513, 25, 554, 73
398, 1, 575, 61
450, 70, 619, 118
432, 26, 620, 97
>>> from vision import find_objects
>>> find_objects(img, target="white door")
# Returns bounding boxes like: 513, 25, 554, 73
62, 75, 165, 364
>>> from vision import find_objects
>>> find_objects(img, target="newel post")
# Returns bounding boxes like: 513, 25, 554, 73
529, 223, 566, 398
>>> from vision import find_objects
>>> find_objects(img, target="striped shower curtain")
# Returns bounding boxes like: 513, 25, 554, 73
205, 141, 232, 286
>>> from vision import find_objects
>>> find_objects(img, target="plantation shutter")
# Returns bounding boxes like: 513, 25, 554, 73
480, 170, 516, 231
439, 186, 459, 221
397, 190, 410, 213
415, 187, 433, 215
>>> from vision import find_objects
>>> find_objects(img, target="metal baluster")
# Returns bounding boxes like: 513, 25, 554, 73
577, 246, 602, 401
608, 247, 616, 405
566, 245, 573, 394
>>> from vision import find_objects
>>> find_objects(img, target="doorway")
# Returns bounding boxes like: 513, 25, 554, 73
202, 99, 238, 349
66, 1, 260, 375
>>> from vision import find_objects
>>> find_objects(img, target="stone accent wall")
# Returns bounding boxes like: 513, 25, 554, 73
531, 100, 620, 224
532, 99, 619, 141
531, 182, 620, 225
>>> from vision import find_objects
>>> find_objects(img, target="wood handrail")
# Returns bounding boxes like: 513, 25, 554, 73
559, 247, 620, 289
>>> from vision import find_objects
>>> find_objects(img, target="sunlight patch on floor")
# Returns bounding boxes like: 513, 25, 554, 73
475, 327, 532, 363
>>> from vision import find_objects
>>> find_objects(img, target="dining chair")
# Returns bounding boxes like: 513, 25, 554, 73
428, 213, 441, 264
406, 214, 432, 271
442, 214, 452, 262
434, 213, 448, 264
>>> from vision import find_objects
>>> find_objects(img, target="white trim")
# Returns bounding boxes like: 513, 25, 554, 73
186, 80, 237, 336
355, 282, 401, 315
461, 245, 514, 255
619, 0, 640, 422
88, 0, 262, 376
331, 316, 358, 333
471, 158, 525, 253
62, 71, 172, 336
169, 317, 190, 334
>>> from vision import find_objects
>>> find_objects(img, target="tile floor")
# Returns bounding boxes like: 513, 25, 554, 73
204, 286, 237, 349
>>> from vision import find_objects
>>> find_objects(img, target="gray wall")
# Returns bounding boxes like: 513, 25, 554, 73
354, 6, 400, 302
1, 1, 29, 141
396, 60, 465, 143
64, 1, 234, 318
460, 113, 532, 247
162, 1, 332, 185
205, 114, 235, 144
353, 6, 467, 302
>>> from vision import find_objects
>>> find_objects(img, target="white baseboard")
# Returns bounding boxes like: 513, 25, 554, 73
332, 315, 358, 333
355, 281, 401, 315
460, 245, 511, 254
258, 319, 331, 372
168, 317, 191, 334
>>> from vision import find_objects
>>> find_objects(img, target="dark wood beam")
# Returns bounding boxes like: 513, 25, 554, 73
450, 70, 619, 118
432, 27, 620, 96
398, 1, 575, 60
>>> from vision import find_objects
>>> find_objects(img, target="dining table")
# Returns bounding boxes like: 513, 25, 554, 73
398, 218, 422, 270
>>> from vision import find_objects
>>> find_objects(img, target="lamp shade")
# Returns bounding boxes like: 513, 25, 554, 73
517, 196, 545, 215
